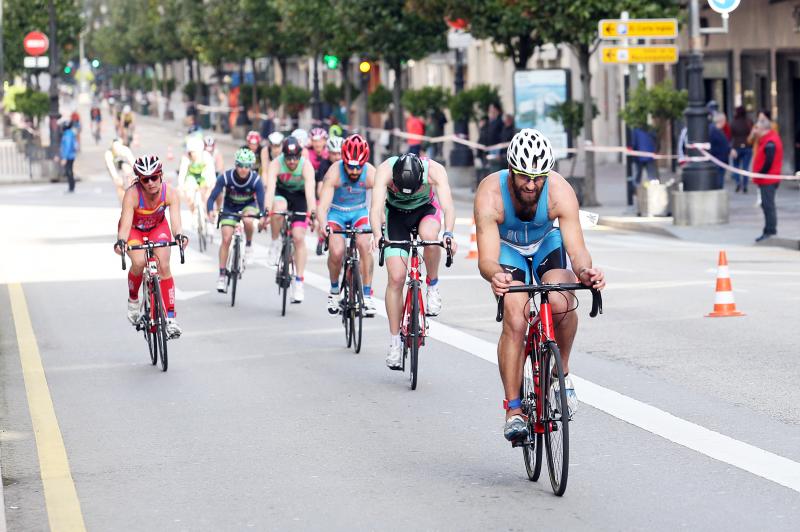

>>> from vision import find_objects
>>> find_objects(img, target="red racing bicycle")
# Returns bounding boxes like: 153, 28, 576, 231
379, 227, 453, 390
496, 283, 602, 496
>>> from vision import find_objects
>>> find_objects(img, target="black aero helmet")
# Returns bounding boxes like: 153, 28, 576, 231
283, 136, 302, 158
392, 153, 424, 194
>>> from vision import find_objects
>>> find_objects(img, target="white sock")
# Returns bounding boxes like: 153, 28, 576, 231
390, 334, 401, 347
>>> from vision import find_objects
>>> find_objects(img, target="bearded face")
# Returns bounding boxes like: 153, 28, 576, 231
509, 169, 545, 221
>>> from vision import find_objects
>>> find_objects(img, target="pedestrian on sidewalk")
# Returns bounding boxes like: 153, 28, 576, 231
751, 116, 783, 242
729, 106, 753, 193
709, 112, 731, 189
405, 111, 425, 156
60, 121, 78, 193
629, 126, 657, 184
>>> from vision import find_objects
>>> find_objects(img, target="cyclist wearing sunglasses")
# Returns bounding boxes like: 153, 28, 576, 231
265, 136, 318, 303
114, 155, 188, 339
206, 148, 266, 292
317, 134, 377, 316
473, 128, 605, 441
370, 153, 458, 370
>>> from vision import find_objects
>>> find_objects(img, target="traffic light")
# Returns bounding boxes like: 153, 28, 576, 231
359, 61, 372, 74
91, 59, 100, 69
64, 65, 72, 74
323, 54, 339, 70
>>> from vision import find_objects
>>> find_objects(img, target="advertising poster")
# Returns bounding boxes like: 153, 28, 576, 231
513, 69, 571, 159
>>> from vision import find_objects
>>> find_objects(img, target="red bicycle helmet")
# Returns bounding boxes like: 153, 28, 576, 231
133, 155, 163, 178
246, 130, 262, 145
342, 134, 369, 166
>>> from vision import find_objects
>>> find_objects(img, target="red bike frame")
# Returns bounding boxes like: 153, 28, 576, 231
526, 298, 556, 436
400, 253, 426, 348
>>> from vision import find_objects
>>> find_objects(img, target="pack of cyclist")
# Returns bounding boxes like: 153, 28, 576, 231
114, 124, 605, 445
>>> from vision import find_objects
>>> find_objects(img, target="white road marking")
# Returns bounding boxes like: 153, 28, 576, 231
174, 288, 210, 301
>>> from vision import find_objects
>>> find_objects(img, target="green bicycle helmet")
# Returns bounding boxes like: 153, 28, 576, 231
234, 147, 256, 168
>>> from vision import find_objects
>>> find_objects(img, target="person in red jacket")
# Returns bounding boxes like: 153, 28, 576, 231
751, 117, 783, 242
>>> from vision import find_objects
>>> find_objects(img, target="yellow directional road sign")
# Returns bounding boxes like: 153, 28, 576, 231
599, 19, 678, 39
601, 46, 679, 65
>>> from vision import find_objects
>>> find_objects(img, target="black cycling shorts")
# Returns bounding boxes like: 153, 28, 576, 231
383, 201, 441, 257
275, 185, 308, 226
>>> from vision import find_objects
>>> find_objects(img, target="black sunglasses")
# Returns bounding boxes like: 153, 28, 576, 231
140, 174, 162, 184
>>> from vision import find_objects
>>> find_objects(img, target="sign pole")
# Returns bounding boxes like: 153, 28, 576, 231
0, 0, 5, 139
47, 0, 61, 159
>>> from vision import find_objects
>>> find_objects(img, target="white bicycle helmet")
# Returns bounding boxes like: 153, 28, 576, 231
267, 131, 285, 146
133, 155, 163, 178
292, 128, 309, 148
326, 135, 343, 154
506, 128, 555, 175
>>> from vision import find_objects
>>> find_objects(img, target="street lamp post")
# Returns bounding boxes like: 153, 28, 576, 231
681, 0, 717, 191
312, 54, 321, 123
47, 0, 60, 158
449, 48, 473, 167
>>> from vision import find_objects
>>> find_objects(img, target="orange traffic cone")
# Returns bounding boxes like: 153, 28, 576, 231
706, 250, 745, 317
166, 145, 174, 161
466, 218, 478, 259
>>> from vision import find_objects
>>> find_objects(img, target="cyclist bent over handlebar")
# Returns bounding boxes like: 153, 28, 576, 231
473, 129, 605, 441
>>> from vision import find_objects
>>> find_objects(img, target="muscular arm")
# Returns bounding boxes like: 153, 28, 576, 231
474, 178, 504, 282
104, 150, 119, 181
551, 178, 593, 280
369, 161, 391, 237
254, 178, 266, 213
428, 160, 455, 234
116, 189, 137, 242
177, 156, 190, 187
316, 164, 340, 229
264, 159, 279, 213
364, 163, 377, 189
302, 160, 317, 216
166, 187, 183, 237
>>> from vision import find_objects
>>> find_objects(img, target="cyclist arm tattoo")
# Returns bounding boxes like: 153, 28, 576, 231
206, 175, 225, 213
116, 190, 137, 242
166, 187, 184, 237
429, 161, 456, 234
474, 181, 503, 282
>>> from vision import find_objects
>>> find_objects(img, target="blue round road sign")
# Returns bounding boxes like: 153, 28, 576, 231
708, 0, 740, 14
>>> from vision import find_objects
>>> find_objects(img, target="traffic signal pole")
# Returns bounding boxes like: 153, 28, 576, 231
47, 0, 60, 158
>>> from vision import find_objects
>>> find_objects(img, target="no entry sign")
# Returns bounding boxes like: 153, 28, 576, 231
23, 31, 49, 57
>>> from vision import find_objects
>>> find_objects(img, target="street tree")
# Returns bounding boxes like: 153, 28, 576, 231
348, 0, 448, 144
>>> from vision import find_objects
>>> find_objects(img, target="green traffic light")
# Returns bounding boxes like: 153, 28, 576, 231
64, 66, 72, 74
324, 54, 339, 70
91, 59, 100, 68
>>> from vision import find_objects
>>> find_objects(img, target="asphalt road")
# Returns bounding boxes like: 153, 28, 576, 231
1, 112, 799, 531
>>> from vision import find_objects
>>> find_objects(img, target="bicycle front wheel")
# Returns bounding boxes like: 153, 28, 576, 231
543, 341, 568, 495
409, 283, 420, 390
143, 282, 157, 366
152, 280, 169, 372
230, 240, 240, 307
196, 207, 207, 253
342, 263, 352, 347
280, 241, 292, 316
522, 355, 543, 481
351, 264, 363, 354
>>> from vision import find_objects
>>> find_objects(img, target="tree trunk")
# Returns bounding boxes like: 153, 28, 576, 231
391, 60, 403, 154
193, 58, 202, 105
342, 58, 352, 125
187, 56, 195, 83
250, 56, 260, 121
216, 62, 225, 132
515, 34, 535, 70
578, 45, 599, 206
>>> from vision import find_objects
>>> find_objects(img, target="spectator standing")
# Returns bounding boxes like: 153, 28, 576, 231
629, 126, 658, 184
476, 117, 488, 166
751, 117, 783, 242
60, 121, 78, 193
405, 111, 425, 156
500, 113, 516, 160
260, 108, 276, 140
709, 112, 731, 189
485, 102, 504, 171
729, 106, 753, 193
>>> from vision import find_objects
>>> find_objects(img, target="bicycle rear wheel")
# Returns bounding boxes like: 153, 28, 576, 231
143, 283, 157, 366
522, 355, 543, 481
280, 240, 292, 316
152, 280, 169, 372
409, 283, 420, 390
230, 240, 240, 307
351, 265, 363, 354
543, 341, 568, 495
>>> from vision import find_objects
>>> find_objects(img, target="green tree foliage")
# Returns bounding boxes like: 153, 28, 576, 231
348, 0, 447, 137
281, 84, 312, 117
368, 85, 393, 114
621, 80, 687, 156
14, 89, 50, 125
2, 0, 84, 76
322, 82, 343, 107
547, 99, 599, 178
402, 87, 450, 118
446, 84, 500, 124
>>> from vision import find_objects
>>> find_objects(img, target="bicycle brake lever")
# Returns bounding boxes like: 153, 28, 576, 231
589, 288, 602, 317
495, 296, 504, 322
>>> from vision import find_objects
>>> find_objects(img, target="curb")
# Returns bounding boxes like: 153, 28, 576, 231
597, 216, 678, 239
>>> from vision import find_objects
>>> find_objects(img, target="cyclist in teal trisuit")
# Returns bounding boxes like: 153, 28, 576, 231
473, 129, 605, 441
369, 153, 458, 370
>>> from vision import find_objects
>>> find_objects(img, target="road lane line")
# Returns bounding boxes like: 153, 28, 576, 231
8, 284, 87, 532
288, 256, 800, 494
